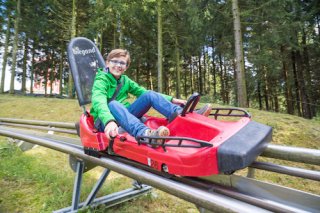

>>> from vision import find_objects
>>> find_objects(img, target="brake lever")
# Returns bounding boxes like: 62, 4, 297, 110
108, 135, 116, 155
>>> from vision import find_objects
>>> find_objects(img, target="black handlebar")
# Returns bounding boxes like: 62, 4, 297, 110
181, 92, 200, 116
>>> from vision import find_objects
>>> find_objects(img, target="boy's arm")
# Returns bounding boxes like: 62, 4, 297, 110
91, 76, 116, 125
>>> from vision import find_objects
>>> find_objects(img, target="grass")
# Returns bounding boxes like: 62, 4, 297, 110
0, 94, 319, 212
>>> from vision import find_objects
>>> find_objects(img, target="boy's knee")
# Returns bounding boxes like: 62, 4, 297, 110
108, 100, 121, 110
142, 90, 157, 99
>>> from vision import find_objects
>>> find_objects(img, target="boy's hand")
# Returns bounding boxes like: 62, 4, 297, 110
172, 98, 187, 106
104, 121, 118, 140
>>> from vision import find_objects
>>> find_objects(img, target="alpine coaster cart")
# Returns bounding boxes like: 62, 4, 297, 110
65, 37, 272, 211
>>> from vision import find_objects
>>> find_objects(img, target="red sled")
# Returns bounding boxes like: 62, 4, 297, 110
68, 37, 272, 177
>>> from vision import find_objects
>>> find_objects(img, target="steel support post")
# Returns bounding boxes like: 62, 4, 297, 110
71, 159, 84, 211
83, 168, 111, 206
247, 167, 255, 178
54, 161, 152, 213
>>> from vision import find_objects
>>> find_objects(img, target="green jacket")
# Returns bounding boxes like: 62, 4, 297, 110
90, 69, 173, 126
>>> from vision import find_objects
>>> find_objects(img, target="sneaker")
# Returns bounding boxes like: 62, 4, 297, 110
195, 104, 212, 117
151, 126, 170, 138
142, 126, 170, 147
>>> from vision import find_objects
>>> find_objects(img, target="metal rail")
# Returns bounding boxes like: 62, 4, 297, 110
250, 161, 320, 181
0, 122, 77, 134
0, 117, 75, 129
262, 144, 320, 166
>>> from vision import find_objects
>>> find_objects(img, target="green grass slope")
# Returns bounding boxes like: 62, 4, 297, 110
0, 94, 319, 212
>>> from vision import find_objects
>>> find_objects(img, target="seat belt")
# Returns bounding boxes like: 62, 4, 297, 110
107, 78, 123, 155
108, 78, 123, 103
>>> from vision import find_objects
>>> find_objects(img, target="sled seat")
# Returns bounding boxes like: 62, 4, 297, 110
67, 37, 105, 107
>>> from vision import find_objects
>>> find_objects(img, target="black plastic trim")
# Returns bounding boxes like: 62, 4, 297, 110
67, 37, 105, 106
217, 121, 272, 173
136, 136, 213, 152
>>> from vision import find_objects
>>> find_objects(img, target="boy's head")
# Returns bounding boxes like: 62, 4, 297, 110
105, 49, 131, 79
106, 49, 131, 67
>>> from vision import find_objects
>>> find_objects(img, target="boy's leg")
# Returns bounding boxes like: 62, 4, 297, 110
108, 100, 148, 137
128, 91, 182, 120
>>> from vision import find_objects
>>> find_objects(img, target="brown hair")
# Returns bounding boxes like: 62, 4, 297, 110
106, 49, 131, 66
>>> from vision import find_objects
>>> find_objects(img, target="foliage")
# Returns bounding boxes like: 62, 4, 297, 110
0, 0, 319, 118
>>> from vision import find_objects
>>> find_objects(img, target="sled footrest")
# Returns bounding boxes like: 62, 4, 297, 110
210, 107, 251, 119
136, 136, 213, 152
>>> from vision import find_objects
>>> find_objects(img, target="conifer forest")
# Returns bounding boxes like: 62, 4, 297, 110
0, 0, 319, 119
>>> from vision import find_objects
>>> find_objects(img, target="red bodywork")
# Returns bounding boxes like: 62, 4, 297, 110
80, 112, 251, 177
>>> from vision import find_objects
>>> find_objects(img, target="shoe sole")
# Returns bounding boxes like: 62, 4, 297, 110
202, 107, 212, 117
156, 126, 170, 137
149, 126, 170, 148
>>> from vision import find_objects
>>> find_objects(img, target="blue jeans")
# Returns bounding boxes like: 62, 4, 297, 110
107, 91, 182, 137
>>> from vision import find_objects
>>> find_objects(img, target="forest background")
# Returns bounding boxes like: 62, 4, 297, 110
0, 0, 319, 119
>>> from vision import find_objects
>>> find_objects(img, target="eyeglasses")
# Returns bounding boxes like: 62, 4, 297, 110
109, 60, 127, 68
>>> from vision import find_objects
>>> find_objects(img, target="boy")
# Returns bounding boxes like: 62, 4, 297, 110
90, 49, 211, 140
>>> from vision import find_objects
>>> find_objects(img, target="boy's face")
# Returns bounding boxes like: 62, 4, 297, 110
106, 56, 128, 79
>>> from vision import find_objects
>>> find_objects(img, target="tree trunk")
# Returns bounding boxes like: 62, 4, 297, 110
198, 54, 203, 95
211, 60, 217, 99
184, 60, 187, 98
50, 50, 55, 96
50, 67, 54, 96
291, 51, 302, 117
224, 62, 229, 104
165, 63, 171, 95
135, 58, 140, 84
211, 38, 217, 99
0, 15, 11, 93
203, 47, 206, 94
68, 0, 77, 98
175, 36, 181, 98
264, 85, 269, 111
21, 37, 28, 94
157, 0, 163, 93
257, 80, 262, 110
296, 50, 311, 119
118, 14, 123, 48
302, 30, 314, 118
219, 53, 225, 103
317, 15, 320, 42
232, 0, 247, 107
113, 23, 116, 48
97, 28, 103, 53
148, 68, 153, 91
44, 49, 49, 96
280, 45, 294, 114
10, 0, 21, 94
59, 43, 64, 96
262, 67, 269, 111
29, 39, 36, 94
189, 58, 194, 94
146, 40, 153, 90
274, 86, 279, 112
